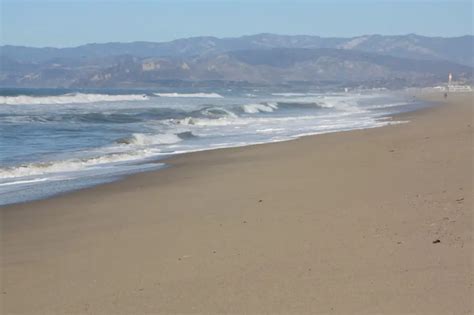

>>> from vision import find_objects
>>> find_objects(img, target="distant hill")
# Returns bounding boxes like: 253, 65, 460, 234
1, 34, 472, 88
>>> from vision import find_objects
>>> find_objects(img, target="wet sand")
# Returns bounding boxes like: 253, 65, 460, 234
1, 92, 472, 314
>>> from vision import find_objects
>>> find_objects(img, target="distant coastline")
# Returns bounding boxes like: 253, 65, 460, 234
1, 34, 472, 89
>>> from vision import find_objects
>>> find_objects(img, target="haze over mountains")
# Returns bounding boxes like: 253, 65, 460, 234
1, 33, 472, 89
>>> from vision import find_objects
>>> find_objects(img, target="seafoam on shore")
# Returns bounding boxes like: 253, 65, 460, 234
0, 89, 427, 205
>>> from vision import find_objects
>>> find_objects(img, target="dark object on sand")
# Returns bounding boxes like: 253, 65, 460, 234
433, 239, 441, 244
444, 92, 448, 99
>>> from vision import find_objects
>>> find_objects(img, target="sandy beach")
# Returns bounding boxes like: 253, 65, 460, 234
1, 92, 472, 314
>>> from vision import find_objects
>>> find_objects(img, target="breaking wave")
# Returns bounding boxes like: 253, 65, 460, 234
242, 102, 278, 113
367, 102, 411, 109
200, 106, 238, 118
0, 93, 149, 105
278, 96, 366, 113
0, 88, 420, 206
170, 114, 320, 127
154, 92, 223, 98
173, 117, 236, 126
272, 92, 321, 97
0, 150, 157, 179
116, 131, 196, 146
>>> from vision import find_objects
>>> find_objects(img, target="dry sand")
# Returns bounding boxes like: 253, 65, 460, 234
1, 92, 472, 314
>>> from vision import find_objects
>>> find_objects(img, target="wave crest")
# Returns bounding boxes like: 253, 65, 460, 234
154, 92, 223, 98
242, 102, 278, 114
0, 93, 149, 105
200, 106, 238, 118
0, 150, 156, 179
116, 133, 183, 146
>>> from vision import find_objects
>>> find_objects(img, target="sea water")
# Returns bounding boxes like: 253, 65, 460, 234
0, 87, 428, 205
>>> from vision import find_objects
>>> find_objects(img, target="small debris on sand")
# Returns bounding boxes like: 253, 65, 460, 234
433, 239, 441, 244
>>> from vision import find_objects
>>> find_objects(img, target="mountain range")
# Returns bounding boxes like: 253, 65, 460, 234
1, 33, 472, 88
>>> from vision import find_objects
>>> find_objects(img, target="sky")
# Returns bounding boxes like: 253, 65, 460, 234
1, 0, 472, 47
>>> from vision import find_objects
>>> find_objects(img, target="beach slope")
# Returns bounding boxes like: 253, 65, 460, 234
1, 93, 472, 314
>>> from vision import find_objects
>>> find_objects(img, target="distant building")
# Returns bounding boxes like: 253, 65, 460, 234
445, 73, 472, 92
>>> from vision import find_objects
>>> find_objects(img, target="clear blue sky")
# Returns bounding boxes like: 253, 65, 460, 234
1, 0, 472, 47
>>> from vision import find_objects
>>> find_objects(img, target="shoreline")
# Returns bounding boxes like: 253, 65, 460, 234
1, 92, 472, 314
1, 93, 435, 208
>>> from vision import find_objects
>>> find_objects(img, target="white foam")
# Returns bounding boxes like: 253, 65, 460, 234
0, 177, 51, 186
172, 114, 320, 127
0, 149, 157, 179
200, 107, 238, 118
256, 128, 285, 133
272, 92, 320, 97
174, 117, 236, 126
367, 102, 410, 109
242, 102, 278, 114
154, 92, 223, 98
0, 93, 149, 105
283, 95, 367, 113
119, 133, 182, 146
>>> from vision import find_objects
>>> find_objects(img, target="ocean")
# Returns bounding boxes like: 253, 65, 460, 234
0, 87, 428, 205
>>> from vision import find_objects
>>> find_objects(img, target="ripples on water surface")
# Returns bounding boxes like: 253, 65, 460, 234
0, 88, 428, 205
